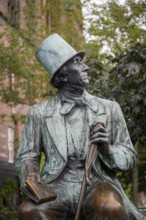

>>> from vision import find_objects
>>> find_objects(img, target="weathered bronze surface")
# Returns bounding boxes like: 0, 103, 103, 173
15, 34, 146, 220
75, 123, 104, 220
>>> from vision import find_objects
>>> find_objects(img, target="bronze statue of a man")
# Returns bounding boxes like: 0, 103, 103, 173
15, 34, 146, 220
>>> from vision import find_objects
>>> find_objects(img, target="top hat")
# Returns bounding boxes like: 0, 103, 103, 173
35, 33, 85, 80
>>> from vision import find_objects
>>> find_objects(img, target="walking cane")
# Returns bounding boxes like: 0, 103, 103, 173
75, 122, 104, 220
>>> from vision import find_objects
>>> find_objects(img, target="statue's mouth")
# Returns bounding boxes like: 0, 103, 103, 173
82, 74, 88, 77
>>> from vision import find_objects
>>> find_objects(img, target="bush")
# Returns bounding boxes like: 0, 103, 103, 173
0, 178, 18, 220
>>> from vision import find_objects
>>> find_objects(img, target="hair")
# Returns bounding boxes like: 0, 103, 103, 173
51, 65, 68, 88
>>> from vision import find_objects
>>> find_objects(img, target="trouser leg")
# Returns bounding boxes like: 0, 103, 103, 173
83, 182, 127, 220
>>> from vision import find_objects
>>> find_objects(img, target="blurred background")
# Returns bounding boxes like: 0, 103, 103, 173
0, 0, 146, 219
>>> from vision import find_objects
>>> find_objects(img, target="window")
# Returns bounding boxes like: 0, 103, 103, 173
8, 73, 15, 91
8, 0, 20, 27
8, 127, 14, 163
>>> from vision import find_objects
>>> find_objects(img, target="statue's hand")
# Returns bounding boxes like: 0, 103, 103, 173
26, 173, 41, 184
90, 122, 109, 155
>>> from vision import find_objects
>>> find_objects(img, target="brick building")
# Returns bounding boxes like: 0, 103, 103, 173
0, 0, 30, 185
0, 0, 85, 185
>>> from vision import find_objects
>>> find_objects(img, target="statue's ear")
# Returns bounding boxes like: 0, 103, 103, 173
51, 75, 61, 88
60, 76, 67, 82
59, 66, 68, 83
55, 76, 60, 83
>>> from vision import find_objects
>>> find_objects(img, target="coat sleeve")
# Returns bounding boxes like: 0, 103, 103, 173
99, 101, 137, 171
15, 105, 42, 186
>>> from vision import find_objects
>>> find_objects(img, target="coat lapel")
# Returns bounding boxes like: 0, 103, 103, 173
84, 91, 107, 126
45, 95, 67, 161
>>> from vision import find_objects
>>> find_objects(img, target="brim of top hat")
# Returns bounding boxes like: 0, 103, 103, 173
51, 51, 85, 83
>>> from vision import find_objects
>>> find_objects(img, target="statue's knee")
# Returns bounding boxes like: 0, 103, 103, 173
95, 192, 123, 212
100, 199, 123, 212
84, 183, 126, 219
18, 201, 37, 219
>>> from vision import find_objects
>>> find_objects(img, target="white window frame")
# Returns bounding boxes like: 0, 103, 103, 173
8, 127, 14, 163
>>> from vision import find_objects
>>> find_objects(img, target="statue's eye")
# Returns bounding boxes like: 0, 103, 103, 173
74, 57, 81, 64
74, 58, 78, 63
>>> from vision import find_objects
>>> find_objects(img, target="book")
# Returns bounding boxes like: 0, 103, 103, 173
20, 179, 57, 204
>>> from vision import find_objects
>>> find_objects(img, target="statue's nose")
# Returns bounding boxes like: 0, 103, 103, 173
82, 63, 89, 72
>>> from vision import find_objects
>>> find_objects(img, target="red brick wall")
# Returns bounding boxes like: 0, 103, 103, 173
0, 0, 27, 29
0, 0, 8, 15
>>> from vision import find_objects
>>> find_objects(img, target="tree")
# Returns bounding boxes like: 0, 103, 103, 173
82, 0, 146, 61
44, 0, 85, 50
110, 43, 146, 145
0, 178, 18, 220
110, 43, 146, 204
0, 27, 50, 107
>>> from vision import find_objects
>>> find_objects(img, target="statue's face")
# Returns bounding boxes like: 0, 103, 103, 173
65, 55, 89, 86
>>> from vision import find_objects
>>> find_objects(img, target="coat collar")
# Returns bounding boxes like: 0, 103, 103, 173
59, 90, 105, 115
45, 90, 105, 117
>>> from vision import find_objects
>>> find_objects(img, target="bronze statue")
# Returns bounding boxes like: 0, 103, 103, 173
15, 34, 146, 220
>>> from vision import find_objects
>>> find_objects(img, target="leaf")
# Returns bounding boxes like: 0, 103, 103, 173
143, 98, 146, 106
127, 62, 141, 74
140, 48, 146, 59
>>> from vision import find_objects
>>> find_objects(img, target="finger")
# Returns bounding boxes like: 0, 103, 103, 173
90, 126, 107, 136
90, 121, 105, 131
90, 132, 109, 140
27, 175, 36, 182
90, 137, 109, 145
91, 122, 105, 131
32, 173, 41, 183
37, 175, 41, 184
27, 173, 41, 183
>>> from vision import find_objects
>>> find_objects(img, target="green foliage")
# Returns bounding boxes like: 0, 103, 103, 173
47, 0, 85, 50
110, 43, 146, 144
83, 0, 146, 61
0, 26, 54, 106
137, 147, 146, 191
83, 0, 146, 205
40, 152, 46, 172
0, 178, 18, 220
85, 43, 146, 198
85, 56, 109, 98
117, 171, 133, 198
82, 0, 146, 196
109, 43, 146, 193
